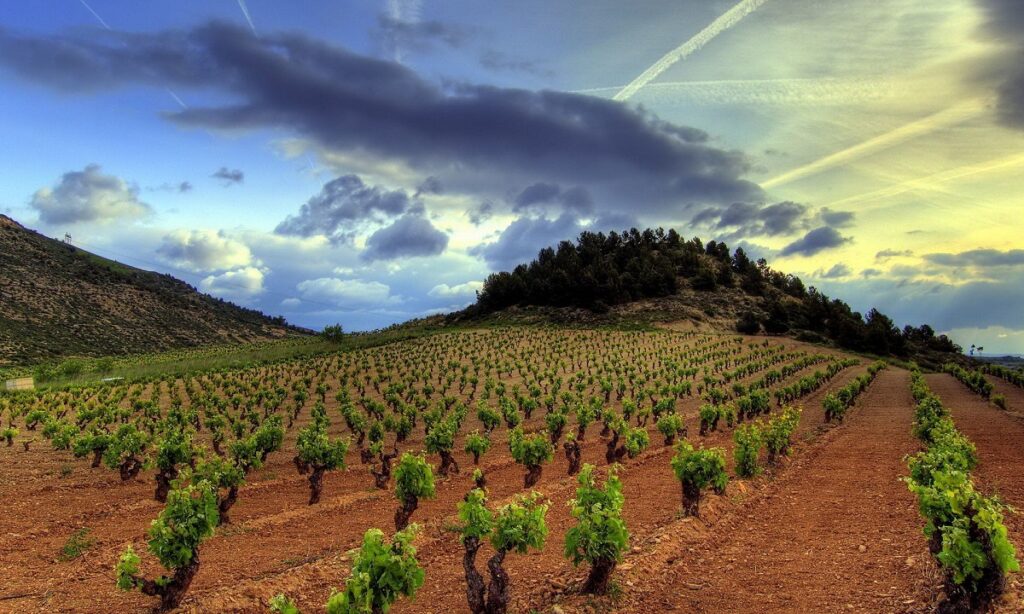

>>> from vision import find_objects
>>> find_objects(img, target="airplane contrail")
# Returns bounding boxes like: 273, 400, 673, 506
762, 98, 988, 189
79, 0, 112, 30
78, 0, 189, 109
826, 151, 1024, 211
613, 0, 769, 101
579, 77, 900, 106
165, 87, 188, 109
236, 0, 258, 35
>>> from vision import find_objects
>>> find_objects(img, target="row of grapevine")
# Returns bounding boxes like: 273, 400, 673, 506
904, 367, 1019, 612
0, 328, 871, 611
822, 360, 887, 423
980, 363, 1024, 389
942, 363, 994, 399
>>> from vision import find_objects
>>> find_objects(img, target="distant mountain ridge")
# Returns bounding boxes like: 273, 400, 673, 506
0, 215, 304, 365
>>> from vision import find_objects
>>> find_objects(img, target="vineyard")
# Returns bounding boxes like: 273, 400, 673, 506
1, 327, 1021, 613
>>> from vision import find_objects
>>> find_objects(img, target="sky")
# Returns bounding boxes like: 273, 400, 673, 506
0, 0, 1022, 353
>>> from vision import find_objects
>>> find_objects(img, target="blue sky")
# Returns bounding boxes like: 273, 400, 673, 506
1, 0, 1023, 352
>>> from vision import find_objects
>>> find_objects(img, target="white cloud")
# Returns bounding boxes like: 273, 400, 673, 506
428, 280, 483, 298
31, 164, 152, 225
200, 267, 265, 300
157, 229, 254, 272
296, 277, 400, 308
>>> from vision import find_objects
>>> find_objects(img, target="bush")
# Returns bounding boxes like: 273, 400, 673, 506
394, 453, 435, 530
698, 403, 720, 435
464, 431, 490, 464
564, 464, 629, 595
321, 324, 345, 343
671, 441, 727, 517
1, 426, 18, 447
296, 412, 350, 505
457, 489, 548, 614
476, 403, 501, 434
103, 423, 148, 481
764, 406, 801, 464
735, 311, 761, 335
115, 479, 218, 610
325, 526, 424, 614
733, 423, 762, 478
656, 414, 684, 446
425, 417, 459, 477
509, 427, 553, 488
992, 394, 1007, 410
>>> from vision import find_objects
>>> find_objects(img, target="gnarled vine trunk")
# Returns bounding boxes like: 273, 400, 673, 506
549, 424, 563, 445
564, 440, 581, 475
137, 553, 200, 611
394, 494, 418, 531
439, 451, 460, 477
91, 449, 103, 467
583, 556, 617, 595
119, 456, 143, 481
218, 485, 239, 525
294, 455, 310, 475
681, 480, 701, 517
462, 536, 487, 614
308, 465, 326, 505
485, 550, 510, 614
605, 432, 625, 464
523, 463, 542, 488
371, 450, 398, 489
155, 466, 179, 503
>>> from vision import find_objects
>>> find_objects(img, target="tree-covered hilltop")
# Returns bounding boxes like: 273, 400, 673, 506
469, 227, 959, 361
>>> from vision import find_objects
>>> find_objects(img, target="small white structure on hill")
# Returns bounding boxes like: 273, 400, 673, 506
4, 377, 34, 391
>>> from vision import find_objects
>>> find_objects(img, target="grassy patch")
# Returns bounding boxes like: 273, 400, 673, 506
58, 528, 93, 561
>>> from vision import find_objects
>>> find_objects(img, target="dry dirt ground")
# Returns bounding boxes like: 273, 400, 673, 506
1, 360, 1021, 613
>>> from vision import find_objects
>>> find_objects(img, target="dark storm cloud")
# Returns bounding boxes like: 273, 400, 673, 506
694, 200, 808, 237
875, 248, 913, 261
470, 211, 643, 272
815, 263, 851, 279
0, 21, 763, 211
212, 167, 244, 185
923, 248, 1024, 268
976, 0, 1024, 128
275, 174, 411, 243
479, 49, 552, 77
819, 207, 855, 228
779, 226, 850, 257
362, 213, 449, 261
467, 201, 494, 226
513, 183, 593, 214
414, 176, 443, 198
470, 213, 583, 271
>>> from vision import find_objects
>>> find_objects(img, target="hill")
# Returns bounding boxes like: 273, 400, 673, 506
456, 227, 962, 368
0, 215, 304, 365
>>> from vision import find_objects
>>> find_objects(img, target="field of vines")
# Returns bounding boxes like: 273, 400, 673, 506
1, 327, 1021, 613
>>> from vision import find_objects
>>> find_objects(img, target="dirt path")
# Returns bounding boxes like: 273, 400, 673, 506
986, 374, 1024, 415
925, 373, 1024, 611
622, 368, 934, 614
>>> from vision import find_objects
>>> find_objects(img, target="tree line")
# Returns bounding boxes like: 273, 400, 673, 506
470, 227, 960, 360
